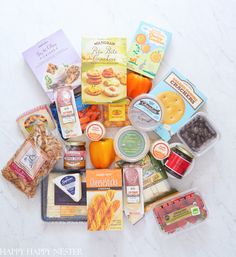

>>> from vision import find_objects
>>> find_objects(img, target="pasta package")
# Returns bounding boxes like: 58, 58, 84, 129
2, 124, 62, 197
86, 169, 123, 231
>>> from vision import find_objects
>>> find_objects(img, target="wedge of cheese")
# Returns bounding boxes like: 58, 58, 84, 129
53, 173, 82, 202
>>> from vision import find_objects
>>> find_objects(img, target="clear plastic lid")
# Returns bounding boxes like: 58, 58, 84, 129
177, 112, 220, 156
128, 94, 163, 132
153, 189, 208, 235
114, 126, 150, 162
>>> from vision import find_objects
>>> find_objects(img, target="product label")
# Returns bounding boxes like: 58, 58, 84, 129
86, 169, 123, 231
108, 104, 126, 122
10, 141, 47, 182
165, 151, 191, 176
60, 105, 74, 116
64, 150, 86, 169
118, 130, 145, 158
87, 123, 104, 141
164, 72, 204, 110
134, 98, 162, 122
164, 204, 200, 225
53, 174, 82, 202
127, 186, 140, 203
152, 142, 170, 160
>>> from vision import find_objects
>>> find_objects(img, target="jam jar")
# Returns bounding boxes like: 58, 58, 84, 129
64, 141, 86, 172
164, 145, 194, 179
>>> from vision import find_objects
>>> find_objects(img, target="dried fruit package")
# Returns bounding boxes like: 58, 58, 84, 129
2, 124, 62, 197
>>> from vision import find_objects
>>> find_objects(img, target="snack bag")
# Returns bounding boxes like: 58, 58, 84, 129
2, 124, 62, 197
82, 38, 127, 104
128, 22, 171, 79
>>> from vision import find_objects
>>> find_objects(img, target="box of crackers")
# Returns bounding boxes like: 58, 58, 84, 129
23, 30, 81, 102
16, 105, 56, 138
128, 21, 171, 79
81, 38, 127, 104
149, 69, 207, 141
86, 169, 123, 231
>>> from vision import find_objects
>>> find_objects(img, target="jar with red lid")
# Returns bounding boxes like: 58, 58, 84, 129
164, 145, 194, 179
64, 141, 86, 172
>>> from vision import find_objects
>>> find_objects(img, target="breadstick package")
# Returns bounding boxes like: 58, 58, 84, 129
1, 124, 62, 197
86, 169, 123, 231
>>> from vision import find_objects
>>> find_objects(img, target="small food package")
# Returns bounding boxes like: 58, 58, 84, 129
149, 69, 207, 141
50, 93, 102, 137
81, 38, 127, 104
23, 29, 81, 102
178, 112, 219, 156
128, 21, 171, 79
53, 84, 82, 139
140, 153, 175, 208
86, 169, 123, 231
1, 124, 62, 197
123, 165, 144, 224
16, 105, 56, 138
153, 190, 208, 235
41, 171, 87, 222
103, 99, 131, 127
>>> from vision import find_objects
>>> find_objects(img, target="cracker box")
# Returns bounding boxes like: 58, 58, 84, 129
81, 38, 127, 104
128, 21, 171, 79
23, 30, 81, 102
86, 169, 123, 231
16, 105, 56, 138
149, 69, 207, 141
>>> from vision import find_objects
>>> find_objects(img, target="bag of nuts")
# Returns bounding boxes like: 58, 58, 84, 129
1, 124, 62, 197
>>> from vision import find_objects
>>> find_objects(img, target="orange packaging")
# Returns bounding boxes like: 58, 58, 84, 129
86, 169, 123, 231
103, 99, 131, 128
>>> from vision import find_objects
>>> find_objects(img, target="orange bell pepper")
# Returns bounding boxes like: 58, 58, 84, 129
89, 138, 116, 169
127, 71, 152, 99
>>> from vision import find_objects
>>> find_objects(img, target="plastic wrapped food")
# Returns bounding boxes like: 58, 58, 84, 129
50, 93, 102, 138
103, 100, 131, 128
2, 124, 62, 197
153, 190, 208, 235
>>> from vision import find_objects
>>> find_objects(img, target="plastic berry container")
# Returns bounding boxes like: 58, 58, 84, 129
177, 112, 219, 156
153, 190, 208, 235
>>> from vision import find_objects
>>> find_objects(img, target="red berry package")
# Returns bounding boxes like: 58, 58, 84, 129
153, 190, 208, 235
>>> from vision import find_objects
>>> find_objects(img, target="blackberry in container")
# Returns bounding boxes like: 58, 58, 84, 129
178, 112, 219, 156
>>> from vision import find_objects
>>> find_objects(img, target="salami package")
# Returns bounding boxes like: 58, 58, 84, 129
123, 165, 144, 224
1, 124, 62, 197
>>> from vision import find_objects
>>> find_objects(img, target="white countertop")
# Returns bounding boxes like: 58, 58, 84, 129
0, 0, 236, 256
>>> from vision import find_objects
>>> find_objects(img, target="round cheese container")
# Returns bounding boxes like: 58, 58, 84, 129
150, 140, 170, 161
114, 126, 150, 162
128, 94, 163, 132
85, 121, 106, 141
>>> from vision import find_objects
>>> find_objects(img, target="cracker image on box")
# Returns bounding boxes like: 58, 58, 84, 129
86, 169, 123, 231
149, 69, 207, 141
82, 38, 127, 104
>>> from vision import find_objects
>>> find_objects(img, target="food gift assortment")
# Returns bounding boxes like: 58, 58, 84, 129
1, 23, 219, 235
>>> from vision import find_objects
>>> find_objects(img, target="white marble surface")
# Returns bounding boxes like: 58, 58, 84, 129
0, 0, 236, 256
